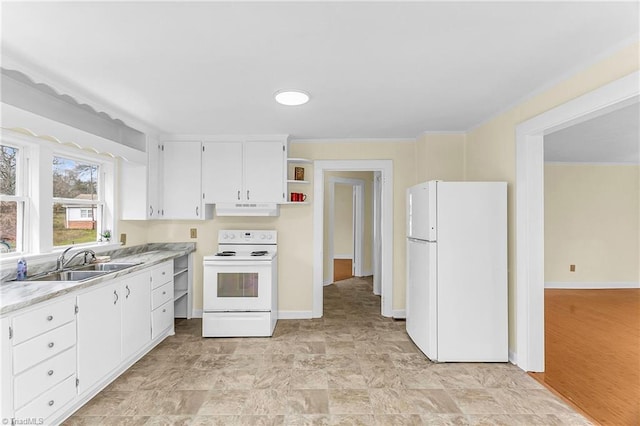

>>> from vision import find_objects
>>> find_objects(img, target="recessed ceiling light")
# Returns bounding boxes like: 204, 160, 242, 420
274, 90, 309, 106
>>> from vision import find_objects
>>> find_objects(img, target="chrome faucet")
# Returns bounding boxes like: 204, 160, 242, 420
57, 248, 96, 271
56, 247, 74, 271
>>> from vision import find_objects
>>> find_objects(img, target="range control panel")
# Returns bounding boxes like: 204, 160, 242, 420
218, 230, 277, 243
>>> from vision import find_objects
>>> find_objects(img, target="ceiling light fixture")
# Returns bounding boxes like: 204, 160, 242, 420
274, 89, 309, 106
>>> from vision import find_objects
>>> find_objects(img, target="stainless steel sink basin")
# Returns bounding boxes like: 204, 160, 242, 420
75, 262, 140, 272
29, 270, 107, 282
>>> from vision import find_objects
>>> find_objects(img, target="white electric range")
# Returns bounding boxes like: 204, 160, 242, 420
202, 230, 278, 337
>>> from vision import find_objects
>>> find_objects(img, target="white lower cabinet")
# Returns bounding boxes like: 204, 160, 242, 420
77, 280, 122, 394
5, 296, 78, 423
1, 261, 177, 424
122, 272, 152, 360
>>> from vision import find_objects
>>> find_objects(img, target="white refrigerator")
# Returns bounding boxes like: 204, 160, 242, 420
406, 181, 507, 362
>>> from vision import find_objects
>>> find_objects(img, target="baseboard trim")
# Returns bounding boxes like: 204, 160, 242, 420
509, 350, 517, 365
392, 309, 406, 319
278, 310, 313, 319
545, 281, 640, 289
192, 309, 203, 318
334, 254, 353, 260
362, 269, 373, 277
323, 279, 332, 286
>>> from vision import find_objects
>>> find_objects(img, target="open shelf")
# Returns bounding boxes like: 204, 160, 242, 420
287, 179, 310, 184
282, 201, 310, 205
287, 157, 312, 164
173, 267, 188, 277
174, 289, 188, 301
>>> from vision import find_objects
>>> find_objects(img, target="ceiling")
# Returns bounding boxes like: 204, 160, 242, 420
544, 102, 640, 164
1, 1, 639, 140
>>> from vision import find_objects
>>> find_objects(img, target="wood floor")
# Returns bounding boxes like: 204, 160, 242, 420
333, 259, 353, 282
544, 289, 640, 425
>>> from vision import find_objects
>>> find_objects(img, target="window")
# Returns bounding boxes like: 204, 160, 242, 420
53, 156, 102, 247
0, 145, 25, 253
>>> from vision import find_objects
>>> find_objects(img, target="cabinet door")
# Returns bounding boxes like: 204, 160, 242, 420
147, 137, 161, 218
121, 273, 151, 360
162, 141, 202, 219
76, 281, 122, 394
244, 141, 285, 203
1, 317, 12, 421
202, 142, 243, 203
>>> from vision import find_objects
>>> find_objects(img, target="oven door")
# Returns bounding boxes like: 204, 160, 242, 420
203, 259, 273, 311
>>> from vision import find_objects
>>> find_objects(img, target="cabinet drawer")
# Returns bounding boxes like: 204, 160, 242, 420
152, 281, 173, 310
151, 262, 172, 289
14, 375, 76, 422
13, 322, 76, 374
152, 300, 173, 339
12, 298, 75, 345
14, 347, 76, 410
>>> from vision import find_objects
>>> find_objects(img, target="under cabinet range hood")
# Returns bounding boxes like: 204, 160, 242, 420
214, 203, 280, 217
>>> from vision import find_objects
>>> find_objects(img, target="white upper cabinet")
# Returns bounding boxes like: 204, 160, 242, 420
244, 141, 286, 203
120, 135, 162, 220
202, 142, 243, 203
161, 140, 212, 220
202, 140, 286, 204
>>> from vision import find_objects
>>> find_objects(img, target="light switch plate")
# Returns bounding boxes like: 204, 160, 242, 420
190, 228, 197, 238
120, 233, 127, 245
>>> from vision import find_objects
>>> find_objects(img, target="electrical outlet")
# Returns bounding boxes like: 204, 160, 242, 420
190, 228, 197, 239
120, 233, 127, 245
570, 264, 576, 272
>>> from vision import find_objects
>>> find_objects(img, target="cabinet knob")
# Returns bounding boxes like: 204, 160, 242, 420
48, 342, 54, 348
162, 291, 166, 295
47, 370, 54, 376
46, 315, 53, 321
48, 400, 54, 406
162, 308, 166, 313
162, 271, 166, 275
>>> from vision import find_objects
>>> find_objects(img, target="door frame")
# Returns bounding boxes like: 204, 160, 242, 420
327, 176, 365, 283
515, 70, 639, 372
314, 160, 393, 318
372, 171, 382, 296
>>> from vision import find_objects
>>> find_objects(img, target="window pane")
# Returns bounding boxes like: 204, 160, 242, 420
53, 203, 98, 246
0, 201, 19, 252
1, 145, 18, 196
53, 156, 99, 200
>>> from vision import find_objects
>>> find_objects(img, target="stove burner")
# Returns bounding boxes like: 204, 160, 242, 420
216, 251, 236, 257
251, 251, 269, 256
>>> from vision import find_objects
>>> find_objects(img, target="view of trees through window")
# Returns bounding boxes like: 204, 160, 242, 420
0, 145, 18, 252
53, 156, 100, 246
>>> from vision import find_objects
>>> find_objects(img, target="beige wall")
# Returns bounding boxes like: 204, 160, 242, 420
334, 183, 354, 256
416, 133, 466, 182
465, 42, 640, 351
323, 171, 375, 283
545, 164, 639, 283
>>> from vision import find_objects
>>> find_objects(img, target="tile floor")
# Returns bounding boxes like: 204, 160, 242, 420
64, 277, 591, 425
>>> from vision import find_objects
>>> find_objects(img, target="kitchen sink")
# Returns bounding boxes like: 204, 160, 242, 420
23, 262, 141, 283
28, 270, 107, 282
74, 262, 141, 272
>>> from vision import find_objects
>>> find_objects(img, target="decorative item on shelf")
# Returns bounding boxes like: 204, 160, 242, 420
294, 167, 305, 181
101, 229, 112, 242
290, 193, 307, 202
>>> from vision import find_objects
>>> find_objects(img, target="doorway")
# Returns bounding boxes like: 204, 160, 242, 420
313, 160, 393, 318
515, 70, 639, 372
326, 175, 366, 284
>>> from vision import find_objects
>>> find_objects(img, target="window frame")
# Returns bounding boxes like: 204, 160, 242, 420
0, 131, 116, 259
52, 153, 104, 249
0, 142, 29, 254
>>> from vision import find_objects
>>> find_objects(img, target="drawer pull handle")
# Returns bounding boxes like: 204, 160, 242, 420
48, 400, 54, 406
47, 315, 54, 321
47, 370, 54, 376
114, 290, 119, 305
48, 342, 55, 348
126, 285, 131, 299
